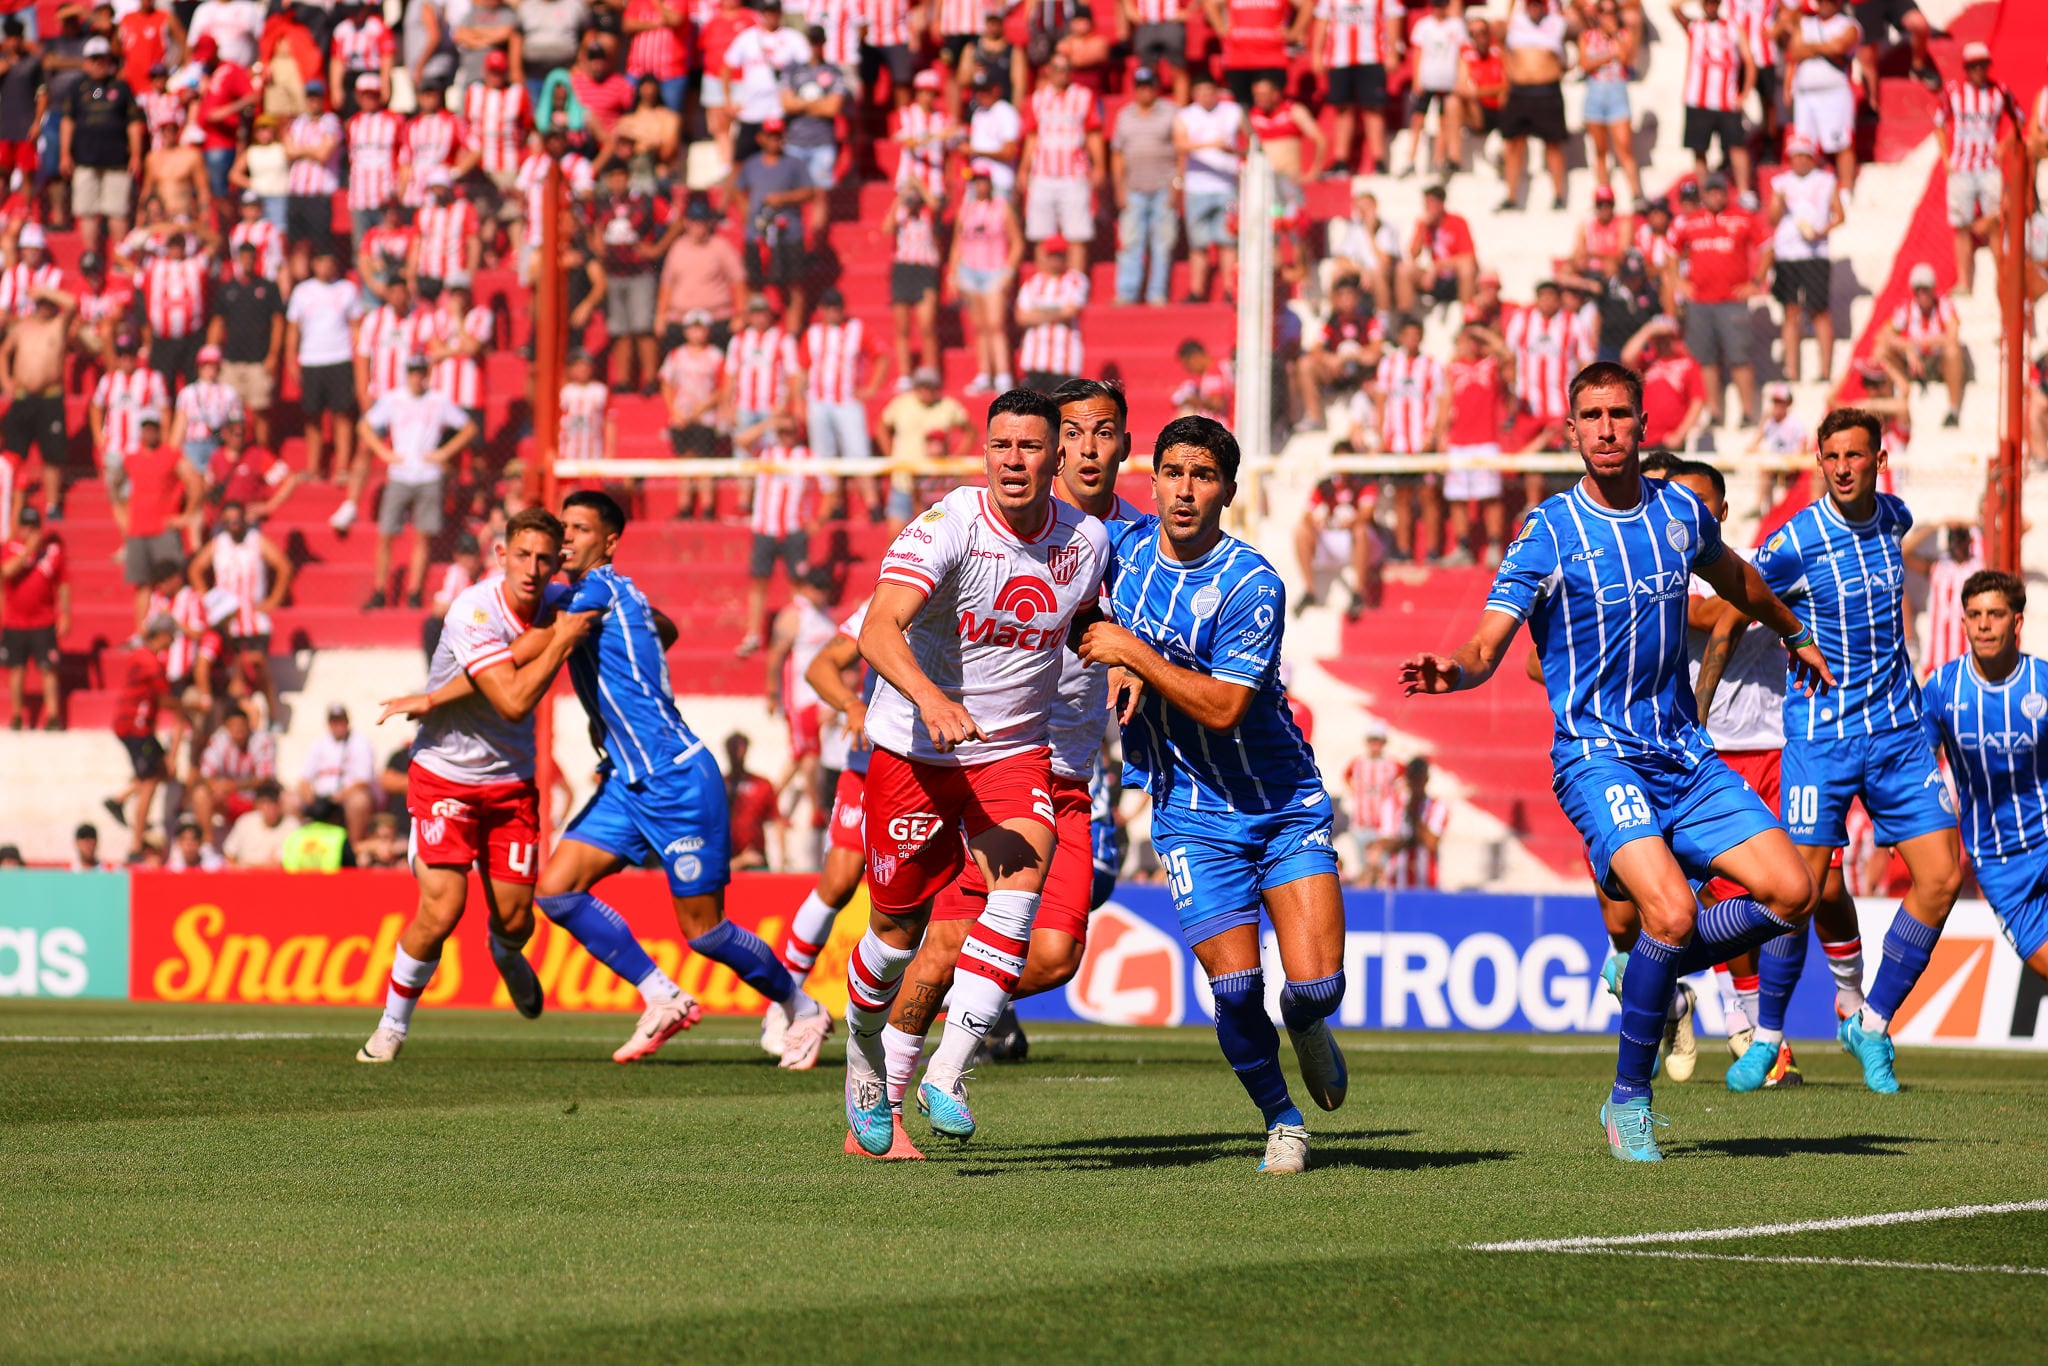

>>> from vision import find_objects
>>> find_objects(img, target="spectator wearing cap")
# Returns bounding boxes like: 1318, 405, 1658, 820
1450, 15, 1507, 171
877, 366, 970, 524
117, 409, 204, 628
1622, 313, 1707, 452
283, 79, 343, 253
358, 353, 475, 608
1569, 185, 1629, 279
778, 27, 845, 233
798, 287, 882, 514
421, 529, 482, 660
1021, 52, 1106, 246
1174, 74, 1244, 304
1578, 0, 1639, 202
0, 223, 61, 321
659, 309, 728, 518
1015, 234, 1089, 393
1110, 65, 1180, 307
1768, 132, 1844, 385
658, 197, 746, 350
90, 333, 170, 512
107, 617, 177, 839
730, 117, 817, 321
0, 274, 77, 520
1498, 0, 1571, 212
302, 701, 379, 841
1938, 42, 2020, 298
1779, 0, 1860, 193
885, 179, 943, 383
230, 116, 291, 234
208, 238, 285, 446
169, 345, 244, 477
723, 1, 810, 162
587, 155, 669, 394
1409, 183, 1476, 307
1671, 170, 1765, 431
1, 504, 69, 731
947, 162, 1024, 394
192, 33, 256, 201
1749, 379, 1809, 459
285, 247, 365, 512
1395, 0, 1463, 180
964, 67, 1023, 199
1327, 181, 1412, 315
1875, 262, 1964, 428
59, 33, 142, 253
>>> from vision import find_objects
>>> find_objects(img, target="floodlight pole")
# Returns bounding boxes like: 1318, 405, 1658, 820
534, 159, 565, 846
1233, 144, 1275, 531
1990, 139, 2029, 575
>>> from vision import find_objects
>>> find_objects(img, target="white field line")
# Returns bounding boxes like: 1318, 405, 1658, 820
1471, 1200, 2048, 1254
0, 1032, 350, 1043
1549, 1248, 2048, 1278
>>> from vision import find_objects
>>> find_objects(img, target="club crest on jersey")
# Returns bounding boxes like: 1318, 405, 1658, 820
417, 817, 446, 845
1047, 544, 1081, 585
871, 852, 898, 885
1665, 519, 1689, 554
2024, 693, 2047, 722
1190, 584, 1222, 619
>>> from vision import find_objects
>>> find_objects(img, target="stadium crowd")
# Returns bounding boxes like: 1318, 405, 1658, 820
0, 0, 2036, 868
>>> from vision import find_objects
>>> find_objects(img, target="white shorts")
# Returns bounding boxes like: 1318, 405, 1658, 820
1024, 177, 1096, 243
1791, 86, 1855, 155
701, 75, 729, 109
807, 398, 871, 462
1948, 167, 2002, 228
1445, 443, 1503, 502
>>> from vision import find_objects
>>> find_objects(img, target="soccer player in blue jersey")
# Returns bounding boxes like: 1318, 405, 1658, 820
1750, 409, 1964, 1093
532, 490, 834, 1068
1076, 414, 1349, 1175
1924, 571, 2048, 983
1401, 361, 1833, 1162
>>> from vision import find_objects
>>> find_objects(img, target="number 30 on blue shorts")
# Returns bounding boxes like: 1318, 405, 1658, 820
1555, 753, 1778, 896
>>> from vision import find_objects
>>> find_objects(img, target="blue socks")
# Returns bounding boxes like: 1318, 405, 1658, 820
1279, 972, 1345, 1032
1756, 930, 1807, 1032
1613, 932, 1681, 1104
1865, 910, 1943, 1024
1211, 969, 1301, 1128
1671, 897, 1797, 976
537, 891, 660, 987
689, 918, 798, 1008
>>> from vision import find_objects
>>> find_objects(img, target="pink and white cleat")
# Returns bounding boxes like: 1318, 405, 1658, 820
611, 994, 702, 1063
778, 1000, 834, 1070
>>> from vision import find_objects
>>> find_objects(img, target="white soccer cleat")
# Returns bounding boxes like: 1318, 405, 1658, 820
1286, 1019, 1349, 1111
1258, 1121, 1310, 1174
778, 1000, 834, 1070
1727, 1024, 1755, 1061
1661, 983, 1698, 1083
356, 1024, 405, 1063
328, 498, 357, 533
612, 995, 702, 1064
759, 998, 790, 1056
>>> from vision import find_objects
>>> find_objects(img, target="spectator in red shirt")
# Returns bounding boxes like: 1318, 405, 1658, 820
1670, 171, 1764, 430
1, 504, 68, 730
117, 0, 183, 96
1623, 314, 1707, 451
1410, 183, 1477, 305
1432, 322, 1515, 565
209, 415, 301, 518
108, 614, 177, 839
193, 36, 256, 200
723, 729, 781, 869
119, 411, 204, 628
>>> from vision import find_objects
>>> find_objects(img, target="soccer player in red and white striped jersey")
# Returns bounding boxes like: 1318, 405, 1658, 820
1681, 0, 1753, 191
1014, 236, 1088, 385
413, 173, 480, 283
345, 81, 405, 226
401, 86, 469, 208
1935, 44, 2019, 294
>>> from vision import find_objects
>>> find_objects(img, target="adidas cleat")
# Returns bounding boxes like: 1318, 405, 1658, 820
917, 1074, 977, 1140
612, 995, 702, 1063
1763, 1040, 1804, 1087
1725, 1037, 1777, 1092
1287, 1018, 1350, 1111
777, 1000, 833, 1071
1660, 983, 1698, 1083
843, 1114, 926, 1161
497, 948, 544, 1020
1258, 1121, 1310, 1174
759, 998, 790, 1056
1599, 1097, 1669, 1161
356, 1024, 405, 1063
1838, 1012, 1900, 1094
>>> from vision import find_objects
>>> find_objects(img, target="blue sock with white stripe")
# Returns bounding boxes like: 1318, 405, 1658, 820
537, 892, 667, 997
1613, 933, 1681, 1104
1211, 969, 1301, 1128
1863, 910, 1944, 1029
1670, 898, 1798, 976
1278, 972, 1345, 1032
689, 918, 798, 1009
1754, 930, 1807, 1037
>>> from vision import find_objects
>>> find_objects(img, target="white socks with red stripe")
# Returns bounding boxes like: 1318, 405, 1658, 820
924, 889, 1038, 1089
844, 929, 917, 1037
881, 1023, 924, 1109
380, 947, 438, 1033
780, 890, 842, 987
1821, 937, 1866, 1014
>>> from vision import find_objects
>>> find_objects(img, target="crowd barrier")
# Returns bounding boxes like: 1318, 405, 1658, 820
3, 870, 2043, 1049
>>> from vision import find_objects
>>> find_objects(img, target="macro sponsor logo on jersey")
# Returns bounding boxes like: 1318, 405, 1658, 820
958, 576, 1065, 650
0, 870, 128, 999
1956, 729, 2040, 755
1065, 903, 1184, 1026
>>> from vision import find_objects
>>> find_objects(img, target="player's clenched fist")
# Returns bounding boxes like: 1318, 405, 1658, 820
552, 610, 596, 646
1399, 653, 1464, 696
1077, 620, 1145, 670
918, 696, 987, 752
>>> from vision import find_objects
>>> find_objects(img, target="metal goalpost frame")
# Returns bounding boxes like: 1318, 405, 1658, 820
1992, 137, 2035, 576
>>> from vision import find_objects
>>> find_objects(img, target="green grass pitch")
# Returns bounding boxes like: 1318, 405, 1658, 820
5, 1001, 2047, 1363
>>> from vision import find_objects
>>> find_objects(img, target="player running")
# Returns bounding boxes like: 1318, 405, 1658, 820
359, 508, 592, 1062
534, 490, 835, 1069
1750, 408, 1964, 1094
1402, 362, 1832, 1162
872, 379, 1143, 1149
1924, 571, 2048, 984
1076, 414, 1349, 1176
842, 388, 1110, 1154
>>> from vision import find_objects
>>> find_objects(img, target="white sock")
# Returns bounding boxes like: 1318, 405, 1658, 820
845, 929, 918, 1035
636, 966, 682, 1005
881, 1023, 924, 1108
1821, 937, 1866, 1013
1859, 1004, 1890, 1035
925, 889, 1038, 1086
782, 889, 842, 985
1755, 1026, 1784, 1046
380, 947, 439, 1032
789, 991, 822, 1021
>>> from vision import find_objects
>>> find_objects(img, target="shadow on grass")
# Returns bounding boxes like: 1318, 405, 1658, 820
934, 1128, 1516, 1175
1672, 1132, 1925, 1160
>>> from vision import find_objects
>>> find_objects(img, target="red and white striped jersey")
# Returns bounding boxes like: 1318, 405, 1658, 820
201, 727, 277, 783
138, 89, 185, 150
359, 223, 415, 281
1375, 347, 1443, 455
1504, 303, 1585, 421
160, 583, 209, 680
1682, 17, 1744, 112
1016, 268, 1088, 375
726, 325, 800, 412
140, 254, 209, 338
864, 0, 912, 47
81, 278, 135, 330
1129, 0, 1185, 20
893, 205, 942, 266
1935, 79, 2018, 174
346, 109, 405, 211
936, 0, 982, 36
207, 528, 270, 631
0, 260, 63, 316
175, 379, 243, 443
1923, 554, 1983, 677
230, 217, 285, 280
1634, 220, 1675, 271
1346, 753, 1401, 833
1891, 293, 1957, 346
356, 305, 435, 399
516, 150, 594, 235
92, 367, 170, 461
1026, 83, 1101, 181
955, 194, 1012, 273
624, 0, 690, 80
802, 318, 872, 404
752, 442, 817, 536
1378, 789, 1448, 889
893, 104, 954, 198
414, 199, 478, 282
659, 343, 724, 420
330, 14, 396, 74
1315, 0, 1402, 69
465, 83, 531, 176
1727, 0, 1779, 68
402, 111, 468, 206
432, 304, 493, 408
806, 0, 864, 64
559, 381, 609, 463
285, 112, 343, 195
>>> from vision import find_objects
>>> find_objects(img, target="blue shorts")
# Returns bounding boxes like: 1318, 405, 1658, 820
1555, 751, 1778, 896
1151, 797, 1338, 946
1969, 854, 2048, 962
563, 746, 731, 897
1781, 725, 1957, 849
1583, 79, 1631, 124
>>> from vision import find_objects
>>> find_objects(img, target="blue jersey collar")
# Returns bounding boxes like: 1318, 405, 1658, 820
1817, 492, 1881, 534
1568, 476, 1655, 522
1145, 526, 1233, 572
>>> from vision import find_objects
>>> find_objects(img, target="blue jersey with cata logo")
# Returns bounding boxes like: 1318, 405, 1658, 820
1924, 654, 2048, 864
1484, 477, 1725, 772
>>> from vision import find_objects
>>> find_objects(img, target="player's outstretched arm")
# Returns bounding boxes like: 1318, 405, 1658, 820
1695, 550, 1835, 696
1078, 620, 1252, 731
1399, 609, 1521, 697
860, 581, 985, 752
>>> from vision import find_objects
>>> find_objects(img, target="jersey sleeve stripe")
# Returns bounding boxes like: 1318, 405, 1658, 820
879, 566, 936, 590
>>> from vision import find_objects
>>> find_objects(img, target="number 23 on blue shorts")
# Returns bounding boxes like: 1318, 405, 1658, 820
1555, 753, 1778, 894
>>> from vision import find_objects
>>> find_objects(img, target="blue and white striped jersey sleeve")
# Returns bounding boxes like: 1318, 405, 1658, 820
1879, 492, 1915, 539
1751, 519, 1809, 603
1920, 662, 1952, 751
1667, 481, 1725, 572
1483, 506, 1560, 622
563, 573, 614, 614
1206, 566, 1285, 689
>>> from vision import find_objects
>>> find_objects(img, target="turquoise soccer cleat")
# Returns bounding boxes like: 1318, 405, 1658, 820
1599, 1097, 1669, 1162
1725, 1037, 1778, 1092
843, 1035, 895, 1156
1600, 951, 1628, 1000
1838, 1012, 1901, 1094
917, 1075, 977, 1140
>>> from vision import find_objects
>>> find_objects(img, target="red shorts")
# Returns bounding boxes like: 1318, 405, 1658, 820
407, 765, 541, 885
828, 767, 866, 853
788, 703, 821, 759
0, 141, 33, 175
1703, 748, 1787, 902
932, 773, 1093, 941
862, 746, 1055, 912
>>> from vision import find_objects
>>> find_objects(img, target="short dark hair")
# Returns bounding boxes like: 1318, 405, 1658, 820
1961, 569, 2025, 615
564, 489, 627, 535
1177, 338, 1209, 360
1670, 458, 1726, 502
507, 506, 566, 543
253, 778, 283, 801
1568, 361, 1644, 418
1050, 376, 1128, 429
986, 387, 1062, 439
1154, 414, 1240, 481
219, 499, 247, 517
1639, 450, 1679, 478
1817, 406, 1883, 452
